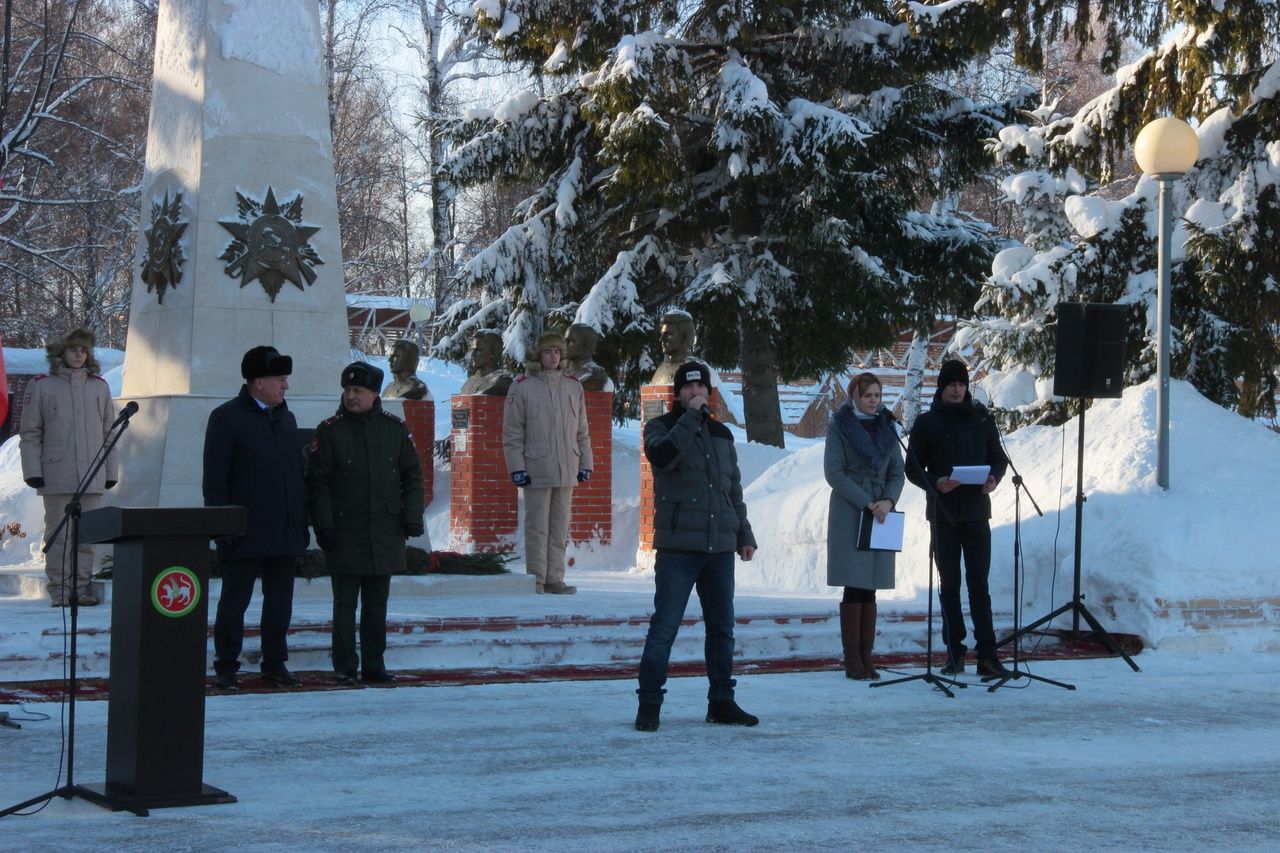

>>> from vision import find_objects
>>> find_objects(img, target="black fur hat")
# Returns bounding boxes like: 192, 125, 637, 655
241, 346, 293, 380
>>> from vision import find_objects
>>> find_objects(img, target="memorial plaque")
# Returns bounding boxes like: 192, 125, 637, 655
642, 400, 666, 423
452, 409, 470, 430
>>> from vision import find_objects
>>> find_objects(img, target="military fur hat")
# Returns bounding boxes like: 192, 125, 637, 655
535, 330, 566, 354
673, 360, 713, 395
240, 345, 293, 380
340, 361, 384, 393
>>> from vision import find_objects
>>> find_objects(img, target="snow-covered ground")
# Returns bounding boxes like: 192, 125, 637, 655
2, 652, 1278, 849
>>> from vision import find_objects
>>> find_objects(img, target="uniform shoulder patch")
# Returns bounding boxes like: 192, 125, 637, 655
379, 409, 405, 424
566, 374, 581, 382
515, 375, 528, 383
30, 374, 48, 382
318, 414, 342, 427
92, 374, 109, 383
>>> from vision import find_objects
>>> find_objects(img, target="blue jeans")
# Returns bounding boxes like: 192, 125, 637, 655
637, 549, 737, 704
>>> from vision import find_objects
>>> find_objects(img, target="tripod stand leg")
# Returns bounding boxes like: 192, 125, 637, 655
1075, 603, 1141, 672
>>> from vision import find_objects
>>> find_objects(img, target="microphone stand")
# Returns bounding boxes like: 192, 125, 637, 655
872, 412, 965, 698
1, 410, 142, 817
986, 453, 1073, 692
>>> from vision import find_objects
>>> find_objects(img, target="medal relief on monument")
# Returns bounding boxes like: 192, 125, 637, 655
140, 189, 189, 304
218, 186, 324, 302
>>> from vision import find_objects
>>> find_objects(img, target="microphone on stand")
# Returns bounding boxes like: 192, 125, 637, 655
111, 400, 140, 429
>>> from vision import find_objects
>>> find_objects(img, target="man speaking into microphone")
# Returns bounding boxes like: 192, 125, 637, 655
634, 360, 758, 732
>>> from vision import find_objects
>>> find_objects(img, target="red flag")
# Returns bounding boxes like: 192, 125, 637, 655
0, 332, 9, 427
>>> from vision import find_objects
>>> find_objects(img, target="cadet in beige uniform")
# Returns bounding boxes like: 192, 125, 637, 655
502, 331, 592, 594
19, 328, 118, 606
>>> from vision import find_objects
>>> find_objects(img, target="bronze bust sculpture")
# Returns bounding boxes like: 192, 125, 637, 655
563, 323, 612, 392
649, 310, 694, 386
459, 330, 513, 396
382, 339, 429, 400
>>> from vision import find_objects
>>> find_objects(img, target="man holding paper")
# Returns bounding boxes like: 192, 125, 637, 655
906, 359, 1010, 678
824, 372, 905, 680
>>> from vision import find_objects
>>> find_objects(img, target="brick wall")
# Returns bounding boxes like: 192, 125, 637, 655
448, 395, 517, 553
400, 399, 435, 508
569, 391, 613, 544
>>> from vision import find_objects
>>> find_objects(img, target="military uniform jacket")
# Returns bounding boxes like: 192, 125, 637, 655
19, 364, 118, 495
502, 369, 592, 488
643, 403, 756, 554
306, 400, 425, 575
203, 385, 309, 560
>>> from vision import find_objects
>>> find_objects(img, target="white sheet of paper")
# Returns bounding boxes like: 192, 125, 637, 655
864, 511, 905, 551
949, 465, 990, 485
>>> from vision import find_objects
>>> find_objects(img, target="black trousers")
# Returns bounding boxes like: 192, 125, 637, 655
330, 573, 391, 675
932, 518, 996, 658
213, 555, 296, 674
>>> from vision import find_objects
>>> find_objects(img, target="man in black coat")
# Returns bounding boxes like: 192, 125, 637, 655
905, 359, 1011, 678
203, 346, 309, 689
307, 361, 425, 685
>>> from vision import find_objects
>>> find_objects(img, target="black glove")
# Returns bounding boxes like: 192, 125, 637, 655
403, 523, 424, 538
511, 470, 531, 487
577, 468, 591, 483
105, 479, 117, 489
25, 477, 44, 489
316, 528, 337, 551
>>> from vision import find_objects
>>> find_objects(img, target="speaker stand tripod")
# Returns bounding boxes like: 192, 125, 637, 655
994, 404, 1140, 672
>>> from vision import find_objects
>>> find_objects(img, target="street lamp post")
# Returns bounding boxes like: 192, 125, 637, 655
408, 301, 431, 360
1134, 116, 1199, 490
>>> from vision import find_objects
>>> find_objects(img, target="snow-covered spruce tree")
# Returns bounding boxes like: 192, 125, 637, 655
960, 1, 1280, 423
439, 2, 1072, 438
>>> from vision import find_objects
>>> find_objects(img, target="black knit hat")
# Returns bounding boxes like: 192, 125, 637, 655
340, 361, 384, 393
241, 346, 293, 380
673, 360, 713, 395
937, 359, 970, 389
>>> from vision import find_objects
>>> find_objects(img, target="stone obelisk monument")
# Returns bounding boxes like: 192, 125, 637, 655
117, 0, 358, 507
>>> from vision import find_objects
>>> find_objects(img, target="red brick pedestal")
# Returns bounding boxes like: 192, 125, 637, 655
449, 395, 517, 553
401, 398, 435, 508
570, 391, 613, 544
638, 385, 718, 566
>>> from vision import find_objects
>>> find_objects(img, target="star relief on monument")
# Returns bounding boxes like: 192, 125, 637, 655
217, 186, 324, 302
140, 189, 188, 303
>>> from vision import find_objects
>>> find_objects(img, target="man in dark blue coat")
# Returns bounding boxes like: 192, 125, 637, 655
906, 359, 1010, 679
203, 346, 309, 689
634, 361, 758, 732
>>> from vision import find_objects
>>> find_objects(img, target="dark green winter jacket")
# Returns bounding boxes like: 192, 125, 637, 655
305, 400, 425, 575
643, 403, 756, 554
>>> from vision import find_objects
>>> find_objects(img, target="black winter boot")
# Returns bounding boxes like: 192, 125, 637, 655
635, 701, 661, 732
976, 656, 1011, 679
706, 698, 759, 727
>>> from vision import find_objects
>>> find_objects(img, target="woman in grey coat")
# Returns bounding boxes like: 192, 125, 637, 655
824, 373, 904, 679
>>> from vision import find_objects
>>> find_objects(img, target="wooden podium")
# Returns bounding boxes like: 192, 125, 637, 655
77, 505, 245, 812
